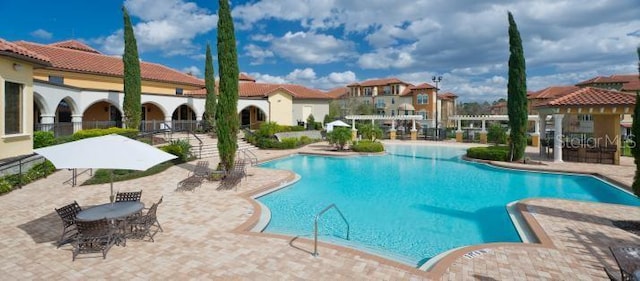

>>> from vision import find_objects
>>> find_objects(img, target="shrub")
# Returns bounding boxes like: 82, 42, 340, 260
280, 137, 299, 149
33, 131, 56, 148
299, 135, 311, 145
467, 146, 509, 161
306, 114, 315, 130
161, 139, 192, 161
352, 140, 384, 152
26, 160, 56, 180
487, 124, 507, 145
359, 124, 383, 141
72, 127, 138, 140
327, 127, 352, 150
0, 179, 11, 194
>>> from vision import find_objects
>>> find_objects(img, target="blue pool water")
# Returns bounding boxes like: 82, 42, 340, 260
257, 144, 640, 267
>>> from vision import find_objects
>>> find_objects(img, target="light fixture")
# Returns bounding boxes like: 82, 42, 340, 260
12, 63, 23, 71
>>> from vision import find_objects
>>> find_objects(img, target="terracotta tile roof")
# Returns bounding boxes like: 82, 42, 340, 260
50, 40, 100, 54
576, 74, 640, 91
410, 83, 435, 90
536, 87, 636, 107
529, 86, 580, 99
186, 81, 330, 99
349, 77, 408, 87
239, 72, 256, 82
0, 38, 50, 66
326, 87, 349, 99
438, 92, 458, 100
15, 40, 204, 87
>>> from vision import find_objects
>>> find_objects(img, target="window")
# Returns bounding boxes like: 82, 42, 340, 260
176, 88, 183, 95
4, 81, 23, 135
376, 99, 385, 108
417, 94, 429, 104
383, 86, 391, 95
48, 75, 64, 85
391, 98, 395, 104
577, 114, 592, 121
363, 87, 373, 96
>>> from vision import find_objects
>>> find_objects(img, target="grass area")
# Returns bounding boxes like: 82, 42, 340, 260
82, 159, 186, 185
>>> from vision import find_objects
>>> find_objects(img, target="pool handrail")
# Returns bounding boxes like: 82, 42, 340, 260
313, 203, 350, 256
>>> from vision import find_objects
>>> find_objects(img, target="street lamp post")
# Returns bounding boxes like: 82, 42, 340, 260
432, 75, 442, 140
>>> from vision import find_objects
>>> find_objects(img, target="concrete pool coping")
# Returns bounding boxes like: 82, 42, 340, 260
233, 144, 639, 279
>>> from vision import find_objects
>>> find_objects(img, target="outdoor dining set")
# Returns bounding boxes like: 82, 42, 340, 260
54, 191, 163, 261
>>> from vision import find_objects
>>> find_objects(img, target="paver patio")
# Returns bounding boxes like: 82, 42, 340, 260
0, 140, 638, 280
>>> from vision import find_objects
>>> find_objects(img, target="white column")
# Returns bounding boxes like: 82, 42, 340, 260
481, 120, 486, 132
40, 114, 55, 132
411, 119, 416, 131
391, 120, 396, 130
456, 119, 462, 132
351, 119, 356, 130
553, 114, 564, 162
71, 114, 83, 133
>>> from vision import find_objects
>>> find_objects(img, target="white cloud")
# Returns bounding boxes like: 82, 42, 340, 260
270, 31, 356, 64
358, 44, 416, 69
30, 29, 53, 40
95, 0, 217, 57
181, 66, 201, 77
250, 68, 358, 90
243, 44, 274, 65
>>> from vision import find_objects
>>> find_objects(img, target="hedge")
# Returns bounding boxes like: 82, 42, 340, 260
72, 127, 138, 140
466, 146, 509, 161
351, 140, 384, 152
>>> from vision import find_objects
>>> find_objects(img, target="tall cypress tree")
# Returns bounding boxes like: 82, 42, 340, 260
632, 46, 640, 196
507, 12, 528, 161
203, 43, 217, 133
216, 0, 240, 171
122, 6, 141, 130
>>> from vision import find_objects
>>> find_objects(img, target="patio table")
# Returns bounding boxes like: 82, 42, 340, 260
76, 202, 144, 222
610, 245, 640, 281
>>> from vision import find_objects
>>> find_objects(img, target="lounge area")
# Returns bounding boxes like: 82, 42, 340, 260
1, 143, 639, 279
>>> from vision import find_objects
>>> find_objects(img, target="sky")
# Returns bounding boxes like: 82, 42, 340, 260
1, 0, 638, 102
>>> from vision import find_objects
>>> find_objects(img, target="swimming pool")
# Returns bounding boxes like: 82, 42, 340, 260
257, 144, 640, 267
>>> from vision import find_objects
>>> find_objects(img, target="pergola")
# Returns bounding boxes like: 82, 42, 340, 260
449, 115, 542, 145
345, 115, 423, 140
534, 87, 635, 164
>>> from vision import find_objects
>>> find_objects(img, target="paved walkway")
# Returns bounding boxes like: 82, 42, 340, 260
0, 139, 638, 280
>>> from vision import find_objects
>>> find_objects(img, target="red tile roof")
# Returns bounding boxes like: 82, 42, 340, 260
15, 40, 204, 87
348, 77, 408, 87
410, 83, 435, 90
50, 40, 100, 54
186, 81, 330, 99
536, 87, 636, 107
576, 74, 640, 92
438, 92, 458, 100
528, 86, 580, 99
239, 72, 256, 82
0, 38, 50, 66
326, 87, 349, 99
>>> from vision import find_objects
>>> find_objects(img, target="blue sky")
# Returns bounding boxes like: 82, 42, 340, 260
1, 0, 638, 102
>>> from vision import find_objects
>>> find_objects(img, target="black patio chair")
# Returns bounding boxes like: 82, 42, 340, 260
218, 159, 247, 190
188, 160, 211, 179
72, 218, 117, 261
115, 190, 142, 202
130, 199, 162, 242
54, 201, 82, 247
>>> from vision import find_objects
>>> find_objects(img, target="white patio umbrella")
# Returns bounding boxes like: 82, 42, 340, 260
326, 120, 351, 132
35, 134, 177, 202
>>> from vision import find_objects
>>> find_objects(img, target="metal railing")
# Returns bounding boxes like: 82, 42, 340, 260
238, 148, 258, 166
313, 204, 350, 257
0, 153, 45, 189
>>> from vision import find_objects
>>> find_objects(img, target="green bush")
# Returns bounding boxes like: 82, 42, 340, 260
55, 135, 75, 144
25, 160, 56, 180
487, 124, 507, 145
359, 124, 383, 141
299, 135, 311, 145
280, 137, 299, 149
161, 139, 192, 161
306, 114, 315, 130
467, 146, 509, 161
0, 179, 11, 194
352, 140, 384, 152
327, 127, 352, 150
72, 127, 138, 140
33, 131, 56, 148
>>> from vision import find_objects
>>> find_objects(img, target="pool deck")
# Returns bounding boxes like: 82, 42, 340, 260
1, 140, 639, 280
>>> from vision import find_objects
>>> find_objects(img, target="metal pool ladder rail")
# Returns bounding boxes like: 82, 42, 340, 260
313, 203, 350, 256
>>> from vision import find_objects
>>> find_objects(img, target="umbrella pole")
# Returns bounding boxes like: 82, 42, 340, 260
109, 170, 115, 203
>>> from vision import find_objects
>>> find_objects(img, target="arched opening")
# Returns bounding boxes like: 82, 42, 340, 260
172, 104, 197, 131
141, 103, 165, 132
83, 101, 122, 129
239, 105, 267, 129
54, 99, 74, 136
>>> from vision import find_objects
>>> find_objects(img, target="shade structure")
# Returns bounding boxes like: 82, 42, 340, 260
326, 120, 351, 132
35, 134, 177, 201
397, 103, 415, 111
